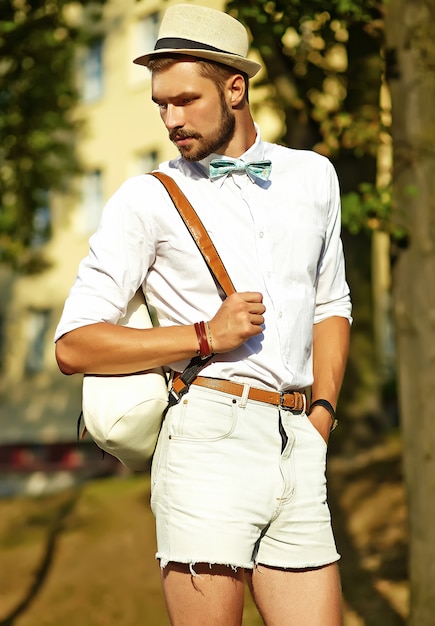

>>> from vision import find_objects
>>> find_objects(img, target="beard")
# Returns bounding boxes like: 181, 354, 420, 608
169, 95, 235, 161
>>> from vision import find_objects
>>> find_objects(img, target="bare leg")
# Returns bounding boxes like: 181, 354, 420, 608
246, 562, 343, 626
161, 562, 246, 626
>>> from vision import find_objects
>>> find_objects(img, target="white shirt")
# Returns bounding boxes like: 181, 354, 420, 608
55, 129, 352, 391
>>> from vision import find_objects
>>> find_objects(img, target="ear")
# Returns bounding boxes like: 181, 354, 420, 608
227, 74, 246, 107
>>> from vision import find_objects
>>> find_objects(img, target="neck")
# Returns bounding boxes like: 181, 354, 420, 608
220, 109, 257, 158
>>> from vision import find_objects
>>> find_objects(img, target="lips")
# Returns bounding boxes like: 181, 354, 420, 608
170, 130, 200, 144
174, 137, 193, 146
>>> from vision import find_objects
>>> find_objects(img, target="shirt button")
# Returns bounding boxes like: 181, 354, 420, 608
259, 231, 264, 238
278, 311, 283, 318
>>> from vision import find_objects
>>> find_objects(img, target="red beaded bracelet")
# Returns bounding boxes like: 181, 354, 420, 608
194, 321, 213, 359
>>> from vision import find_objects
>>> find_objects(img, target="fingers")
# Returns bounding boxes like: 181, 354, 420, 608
208, 292, 266, 353
307, 405, 331, 444
235, 292, 266, 328
241, 291, 264, 304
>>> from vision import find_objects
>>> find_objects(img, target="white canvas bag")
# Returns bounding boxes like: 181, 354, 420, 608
82, 290, 169, 471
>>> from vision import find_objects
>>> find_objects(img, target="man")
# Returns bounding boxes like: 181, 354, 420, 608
55, 4, 351, 625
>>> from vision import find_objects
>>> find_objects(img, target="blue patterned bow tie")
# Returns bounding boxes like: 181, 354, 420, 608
209, 158, 272, 183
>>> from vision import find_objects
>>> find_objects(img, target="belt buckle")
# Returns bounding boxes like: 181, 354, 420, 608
279, 391, 293, 412
279, 391, 306, 413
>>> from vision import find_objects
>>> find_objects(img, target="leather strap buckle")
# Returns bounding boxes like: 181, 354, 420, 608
280, 391, 306, 413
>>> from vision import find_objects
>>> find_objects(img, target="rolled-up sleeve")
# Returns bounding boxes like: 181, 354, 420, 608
54, 177, 157, 341
314, 161, 352, 325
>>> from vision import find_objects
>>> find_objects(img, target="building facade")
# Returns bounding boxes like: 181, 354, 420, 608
0, 0, 281, 481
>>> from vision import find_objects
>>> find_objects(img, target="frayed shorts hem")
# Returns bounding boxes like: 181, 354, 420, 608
156, 554, 253, 573
156, 553, 341, 572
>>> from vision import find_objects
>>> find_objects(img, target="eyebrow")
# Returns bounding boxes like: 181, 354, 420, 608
152, 91, 199, 104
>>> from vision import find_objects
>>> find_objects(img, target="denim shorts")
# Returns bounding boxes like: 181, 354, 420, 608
150, 384, 340, 570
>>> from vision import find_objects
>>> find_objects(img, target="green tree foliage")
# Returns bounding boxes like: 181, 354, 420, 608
227, 0, 387, 232
0, 0, 105, 272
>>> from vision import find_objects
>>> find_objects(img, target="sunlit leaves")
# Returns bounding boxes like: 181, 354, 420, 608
227, 0, 387, 233
0, 1, 105, 272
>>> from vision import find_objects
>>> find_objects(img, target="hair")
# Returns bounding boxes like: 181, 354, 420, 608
147, 55, 249, 102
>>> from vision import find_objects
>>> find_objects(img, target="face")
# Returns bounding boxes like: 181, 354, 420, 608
151, 60, 235, 161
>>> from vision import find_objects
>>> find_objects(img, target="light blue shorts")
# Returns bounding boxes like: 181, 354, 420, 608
150, 384, 340, 570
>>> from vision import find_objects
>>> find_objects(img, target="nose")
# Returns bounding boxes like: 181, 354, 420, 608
163, 104, 184, 130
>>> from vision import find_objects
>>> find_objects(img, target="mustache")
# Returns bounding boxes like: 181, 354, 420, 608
169, 129, 201, 142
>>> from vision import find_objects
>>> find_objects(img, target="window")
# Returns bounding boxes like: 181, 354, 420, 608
81, 169, 103, 234
25, 309, 51, 374
82, 39, 104, 102
31, 191, 51, 247
131, 12, 159, 83
137, 150, 158, 175
137, 12, 159, 53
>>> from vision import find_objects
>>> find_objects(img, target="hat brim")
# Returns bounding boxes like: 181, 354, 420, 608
133, 48, 261, 78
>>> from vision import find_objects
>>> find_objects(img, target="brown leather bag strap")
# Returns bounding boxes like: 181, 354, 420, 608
150, 171, 236, 297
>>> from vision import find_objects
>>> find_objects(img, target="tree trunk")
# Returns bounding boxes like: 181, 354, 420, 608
385, 1, 435, 623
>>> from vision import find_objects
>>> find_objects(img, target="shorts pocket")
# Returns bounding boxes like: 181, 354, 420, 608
302, 412, 328, 447
151, 415, 169, 490
168, 387, 237, 442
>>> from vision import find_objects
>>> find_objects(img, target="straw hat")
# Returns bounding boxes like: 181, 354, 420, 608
133, 4, 261, 78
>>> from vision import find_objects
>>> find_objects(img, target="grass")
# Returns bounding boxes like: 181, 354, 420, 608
0, 438, 408, 626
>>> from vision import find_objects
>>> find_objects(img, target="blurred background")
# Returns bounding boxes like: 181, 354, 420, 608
1, 0, 434, 624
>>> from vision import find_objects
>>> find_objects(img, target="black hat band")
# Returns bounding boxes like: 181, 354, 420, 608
154, 37, 242, 58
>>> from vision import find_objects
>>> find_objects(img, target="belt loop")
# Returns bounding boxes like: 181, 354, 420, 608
239, 384, 250, 408
302, 393, 307, 414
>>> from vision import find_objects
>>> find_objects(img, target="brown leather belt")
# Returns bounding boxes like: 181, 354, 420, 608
190, 376, 306, 411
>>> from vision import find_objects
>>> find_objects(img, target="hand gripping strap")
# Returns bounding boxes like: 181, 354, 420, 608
149, 171, 235, 404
